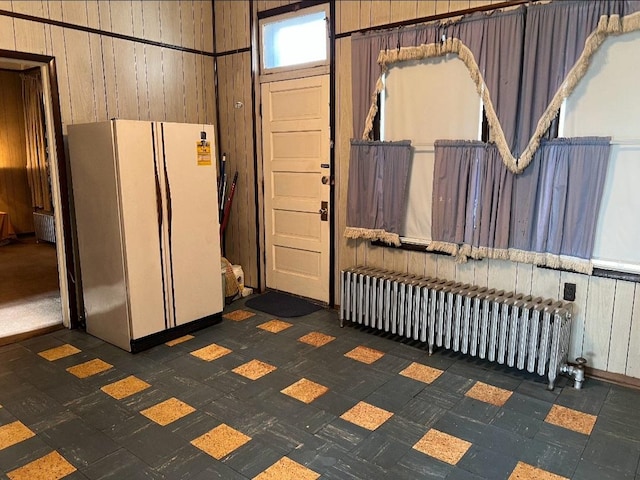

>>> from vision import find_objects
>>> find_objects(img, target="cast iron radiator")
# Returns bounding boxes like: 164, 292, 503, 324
339, 266, 574, 390
33, 212, 56, 244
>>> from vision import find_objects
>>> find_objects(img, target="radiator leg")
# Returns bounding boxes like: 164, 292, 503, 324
561, 357, 587, 389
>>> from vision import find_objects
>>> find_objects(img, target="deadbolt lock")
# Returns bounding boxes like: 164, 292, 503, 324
319, 201, 328, 221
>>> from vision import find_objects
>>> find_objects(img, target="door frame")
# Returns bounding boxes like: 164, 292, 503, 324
252, 1, 336, 305
0, 49, 79, 329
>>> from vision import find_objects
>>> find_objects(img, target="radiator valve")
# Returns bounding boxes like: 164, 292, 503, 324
561, 357, 587, 389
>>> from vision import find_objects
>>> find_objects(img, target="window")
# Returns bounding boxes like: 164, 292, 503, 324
381, 54, 483, 244
260, 7, 329, 73
561, 30, 640, 274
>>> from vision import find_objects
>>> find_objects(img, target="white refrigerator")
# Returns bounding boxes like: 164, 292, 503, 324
68, 120, 223, 352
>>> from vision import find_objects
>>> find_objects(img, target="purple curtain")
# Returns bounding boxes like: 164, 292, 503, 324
351, 23, 441, 139
510, 137, 611, 259
346, 140, 412, 243
515, 0, 640, 156
432, 141, 513, 250
446, 8, 525, 151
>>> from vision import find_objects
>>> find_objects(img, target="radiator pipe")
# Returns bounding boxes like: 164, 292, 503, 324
561, 357, 587, 389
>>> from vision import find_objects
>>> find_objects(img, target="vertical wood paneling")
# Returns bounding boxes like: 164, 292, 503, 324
625, 287, 640, 378
338, 1, 360, 35
561, 270, 589, 361
390, 1, 418, 24
99, 37, 117, 118
162, 49, 185, 122
89, 33, 107, 122
96, 0, 111, 32
61, 0, 88, 27
215, 51, 257, 289
113, 39, 139, 120
141, 1, 162, 43
11, 1, 44, 16
0, 71, 32, 232
85, 1, 101, 30
134, 43, 150, 121
531, 267, 561, 300
180, 0, 195, 50
449, 1, 472, 13
514, 263, 533, 296
47, 26, 72, 131
159, 0, 182, 47
13, 19, 47, 55
607, 281, 636, 374
201, 1, 214, 53
336, 37, 356, 286
424, 253, 438, 278
487, 259, 517, 293
456, 260, 475, 285
145, 46, 165, 121
436, 255, 456, 280
0, 16, 16, 50
109, 0, 134, 37
46, 1, 63, 22
407, 251, 426, 277
131, 0, 145, 40
370, 0, 391, 27
472, 259, 488, 288
417, 1, 437, 17
182, 52, 199, 123
583, 276, 616, 370
214, 1, 232, 53
64, 30, 94, 123
360, 1, 372, 29
202, 56, 215, 124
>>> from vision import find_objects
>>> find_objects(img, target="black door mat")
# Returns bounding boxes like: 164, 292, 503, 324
244, 291, 322, 318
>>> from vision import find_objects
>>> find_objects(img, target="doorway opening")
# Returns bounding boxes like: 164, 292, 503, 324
0, 52, 76, 345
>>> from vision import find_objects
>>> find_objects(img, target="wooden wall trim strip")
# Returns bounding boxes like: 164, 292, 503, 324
0, 9, 214, 56
334, 0, 532, 38
256, 0, 328, 20
216, 47, 251, 58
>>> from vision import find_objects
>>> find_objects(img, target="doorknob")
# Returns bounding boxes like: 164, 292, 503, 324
319, 201, 328, 221
321, 176, 332, 185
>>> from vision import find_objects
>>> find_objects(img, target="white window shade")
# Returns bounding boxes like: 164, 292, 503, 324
562, 30, 640, 274
382, 54, 482, 242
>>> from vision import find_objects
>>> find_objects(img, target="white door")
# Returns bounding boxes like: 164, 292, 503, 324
160, 122, 223, 326
261, 75, 330, 303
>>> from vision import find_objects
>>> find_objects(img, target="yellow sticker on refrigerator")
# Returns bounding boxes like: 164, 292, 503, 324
197, 141, 212, 166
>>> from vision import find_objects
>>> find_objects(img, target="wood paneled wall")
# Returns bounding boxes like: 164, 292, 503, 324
0, 70, 32, 233
0, 1, 216, 129
332, 0, 640, 379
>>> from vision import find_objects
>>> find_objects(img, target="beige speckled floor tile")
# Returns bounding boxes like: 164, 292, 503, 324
66, 358, 113, 378
190, 343, 232, 362
281, 378, 329, 404
0, 421, 35, 451
340, 401, 393, 431
140, 397, 195, 426
7, 450, 76, 480
344, 346, 385, 364
253, 456, 320, 480
399, 362, 444, 384
191, 423, 251, 459
298, 332, 336, 347
101, 375, 151, 400
465, 381, 513, 407
508, 461, 569, 480
223, 310, 255, 322
38, 344, 81, 361
413, 429, 471, 465
257, 319, 293, 333
232, 360, 277, 380
544, 404, 597, 435
165, 335, 194, 346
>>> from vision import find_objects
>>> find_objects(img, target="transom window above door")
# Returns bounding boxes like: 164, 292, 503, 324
260, 6, 329, 74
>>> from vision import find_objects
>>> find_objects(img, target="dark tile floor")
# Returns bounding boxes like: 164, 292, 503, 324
1, 297, 640, 479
